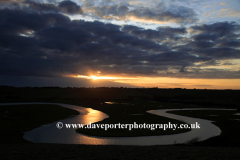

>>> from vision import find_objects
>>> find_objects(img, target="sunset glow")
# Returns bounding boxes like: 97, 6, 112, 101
68, 75, 240, 89
74, 75, 136, 80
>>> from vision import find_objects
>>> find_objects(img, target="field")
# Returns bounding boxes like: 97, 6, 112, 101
1, 86, 240, 159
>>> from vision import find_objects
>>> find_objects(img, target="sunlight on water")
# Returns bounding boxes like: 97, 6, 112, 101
1, 103, 235, 145
105, 102, 134, 105
105, 102, 118, 104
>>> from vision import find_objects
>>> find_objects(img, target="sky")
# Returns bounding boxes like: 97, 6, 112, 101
0, 0, 240, 89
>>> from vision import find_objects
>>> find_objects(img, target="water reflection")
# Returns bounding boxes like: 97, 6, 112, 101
0, 103, 235, 145
105, 102, 134, 105
22, 103, 113, 145
105, 102, 118, 104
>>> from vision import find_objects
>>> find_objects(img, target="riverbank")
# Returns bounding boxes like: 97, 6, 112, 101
168, 110, 240, 147
1, 143, 240, 160
0, 104, 79, 143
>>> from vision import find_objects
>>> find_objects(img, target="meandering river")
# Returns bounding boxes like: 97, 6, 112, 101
0, 102, 234, 145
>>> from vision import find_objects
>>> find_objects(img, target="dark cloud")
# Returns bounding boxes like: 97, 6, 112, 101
0, 9, 70, 34
27, 1, 59, 12
0, 1, 196, 25
88, 2, 198, 24
192, 47, 240, 59
122, 25, 187, 44
172, 45, 193, 53
128, 6, 197, 24
157, 27, 187, 34
0, 0, 83, 15
190, 41, 216, 49
189, 22, 240, 60
218, 40, 240, 48
58, 0, 83, 14
0, 4, 240, 86
191, 22, 240, 37
192, 34, 218, 41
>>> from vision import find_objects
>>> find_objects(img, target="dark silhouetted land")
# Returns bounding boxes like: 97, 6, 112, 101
0, 86, 240, 159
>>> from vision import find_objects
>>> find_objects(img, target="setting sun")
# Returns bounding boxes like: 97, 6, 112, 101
90, 76, 116, 80
76, 75, 118, 80
73, 75, 136, 81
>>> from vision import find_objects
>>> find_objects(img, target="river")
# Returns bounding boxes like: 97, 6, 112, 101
0, 102, 234, 145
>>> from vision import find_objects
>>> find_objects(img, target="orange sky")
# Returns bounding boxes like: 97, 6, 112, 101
70, 75, 240, 89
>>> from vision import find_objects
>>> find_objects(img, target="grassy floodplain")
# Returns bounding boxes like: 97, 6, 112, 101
0, 86, 240, 159
0, 104, 79, 143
